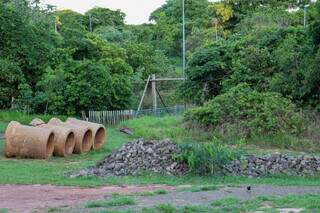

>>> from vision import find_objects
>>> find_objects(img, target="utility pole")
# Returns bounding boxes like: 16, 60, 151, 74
152, 74, 157, 115
182, 0, 186, 78
304, 4, 310, 28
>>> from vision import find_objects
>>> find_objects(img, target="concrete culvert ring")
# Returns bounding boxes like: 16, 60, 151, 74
82, 130, 93, 152
94, 127, 105, 149
46, 133, 55, 158
65, 132, 75, 155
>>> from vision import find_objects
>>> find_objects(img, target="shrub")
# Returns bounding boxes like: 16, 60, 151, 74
174, 143, 242, 175
185, 83, 304, 137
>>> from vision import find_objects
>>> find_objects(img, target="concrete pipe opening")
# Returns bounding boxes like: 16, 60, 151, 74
94, 127, 105, 149
46, 133, 55, 158
65, 132, 75, 155
66, 118, 106, 150
82, 130, 93, 153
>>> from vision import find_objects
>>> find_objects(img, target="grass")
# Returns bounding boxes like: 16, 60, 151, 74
127, 189, 168, 197
86, 196, 136, 208
121, 116, 212, 143
82, 194, 320, 213
180, 185, 219, 192
210, 194, 320, 212
1, 111, 320, 187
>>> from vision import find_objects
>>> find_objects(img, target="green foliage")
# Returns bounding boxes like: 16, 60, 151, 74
175, 143, 242, 175
150, 0, 211, 55
181, 41, 230, 104
124, 42, 171, 78
94, 26, 135, 43
0, 58, 24, 108
185, 84, 304, 136
55, 10, 86, 32
86, 196, 136, 208
0, 110, 67, 125
85, 7, 125, 30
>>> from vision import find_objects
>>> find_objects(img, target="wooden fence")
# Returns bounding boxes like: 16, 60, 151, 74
87, 105, 193, 126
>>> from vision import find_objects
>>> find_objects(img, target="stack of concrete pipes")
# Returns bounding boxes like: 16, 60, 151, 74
4, 118, 106, 159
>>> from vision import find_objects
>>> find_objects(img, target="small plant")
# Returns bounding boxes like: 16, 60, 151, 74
182, 185, 218, 192
156, 204, 176, 213
174, 143, 243, 175
85, 196, 136, 208
130, 189, 168, 196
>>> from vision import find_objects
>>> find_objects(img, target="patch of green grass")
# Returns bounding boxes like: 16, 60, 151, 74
86, 196, 136, 208
91, 194, 320, 213
155, 204, 176, 213
130, 189, 168, 196
0, 121, 7, 133
210, 194, 320, 212
181, 185, 219, 192
0, 209, 8, 213
47, 206, 67, 212
121, 116, 212, 143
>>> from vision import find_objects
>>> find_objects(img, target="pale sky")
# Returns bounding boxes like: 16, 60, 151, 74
42, 0, 167, 25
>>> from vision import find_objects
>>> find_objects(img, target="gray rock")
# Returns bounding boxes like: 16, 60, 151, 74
71, 138, 187, 177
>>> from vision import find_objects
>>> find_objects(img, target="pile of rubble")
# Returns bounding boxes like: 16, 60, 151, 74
71, 138, 187, 177
226, 154, 320, 177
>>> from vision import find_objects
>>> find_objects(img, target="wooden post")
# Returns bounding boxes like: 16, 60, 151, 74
152, 74, 157, 115
136, 75, 151, 116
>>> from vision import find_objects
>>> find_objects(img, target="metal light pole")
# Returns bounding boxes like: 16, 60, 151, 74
304, 4, 310, 28
182, 0, 186, 79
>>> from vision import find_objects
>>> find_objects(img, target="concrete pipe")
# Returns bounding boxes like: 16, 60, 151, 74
66, 118, 106, 150
30, 119, 75, 157
5, 121, 55, 159
48, 118, 93, 154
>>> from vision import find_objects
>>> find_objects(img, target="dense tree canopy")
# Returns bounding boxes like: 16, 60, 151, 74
1, 0, 320, 115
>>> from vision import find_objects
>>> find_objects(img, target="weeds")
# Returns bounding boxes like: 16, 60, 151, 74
174, 143, 243, 175
86, 196, 136, 208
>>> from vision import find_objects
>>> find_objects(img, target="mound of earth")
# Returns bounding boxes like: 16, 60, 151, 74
71, 138, 187, 178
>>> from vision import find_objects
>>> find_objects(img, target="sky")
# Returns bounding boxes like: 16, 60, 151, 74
42, 0, 167, 25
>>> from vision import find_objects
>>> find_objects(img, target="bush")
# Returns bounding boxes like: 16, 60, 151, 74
185, 84, 304, 137
174, 143, 242, 175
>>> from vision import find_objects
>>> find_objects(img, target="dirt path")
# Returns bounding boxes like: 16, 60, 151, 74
1, 185, 320, 213
134, 185, 320, 207
0, 184, 176, 213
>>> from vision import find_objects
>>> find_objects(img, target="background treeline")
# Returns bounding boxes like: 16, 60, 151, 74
0, 0, 175, 115
1, 0, 320, 119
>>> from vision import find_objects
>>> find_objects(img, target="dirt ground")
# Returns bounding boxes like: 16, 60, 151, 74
0, 184, 176, 213
2, 184, 320, 213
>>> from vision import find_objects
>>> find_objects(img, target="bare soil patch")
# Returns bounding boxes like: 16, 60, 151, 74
0, 184, 176, 212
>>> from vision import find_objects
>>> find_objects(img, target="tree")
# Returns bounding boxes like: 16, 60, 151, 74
94, 26, 135, 43
55, 10, 86, 32
181, 41, 230, 104
150, 0, 211, 55
85, 7, 125, 31
0, 58, 24, 109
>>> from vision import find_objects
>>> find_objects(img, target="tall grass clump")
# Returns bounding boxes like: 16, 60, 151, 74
175, 143, 243, 175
